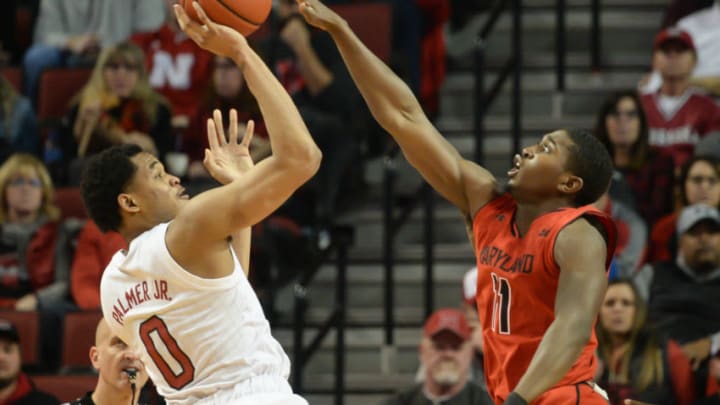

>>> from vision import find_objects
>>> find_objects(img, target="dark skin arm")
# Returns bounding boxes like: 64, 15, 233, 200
294, 0, 496, 217
512, 218, 608, 402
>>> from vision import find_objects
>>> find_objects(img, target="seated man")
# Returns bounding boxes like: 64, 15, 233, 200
635, 204, 720, 397
381, 308, 492, 405
0, 320, 59, 404
66, 319, 152, 405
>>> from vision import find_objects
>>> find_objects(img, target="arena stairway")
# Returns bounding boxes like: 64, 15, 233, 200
271, 1, 668, 403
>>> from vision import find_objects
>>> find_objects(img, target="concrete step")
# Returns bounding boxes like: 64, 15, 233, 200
442, 70, 640, 94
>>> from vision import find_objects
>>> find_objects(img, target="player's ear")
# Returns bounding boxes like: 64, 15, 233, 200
118, 193, 141, 214
557, 174, 583, 195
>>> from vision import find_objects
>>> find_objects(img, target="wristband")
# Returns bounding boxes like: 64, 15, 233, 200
503, 392, 528, 405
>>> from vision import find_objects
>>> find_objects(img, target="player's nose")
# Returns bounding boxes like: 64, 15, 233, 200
521, 147, 533, 159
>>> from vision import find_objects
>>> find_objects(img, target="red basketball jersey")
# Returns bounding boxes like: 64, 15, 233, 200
472, 194, 617, 403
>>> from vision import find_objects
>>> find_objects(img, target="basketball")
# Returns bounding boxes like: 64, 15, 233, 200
182, 0, 272, 36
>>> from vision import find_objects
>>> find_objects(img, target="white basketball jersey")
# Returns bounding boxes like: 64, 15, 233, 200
100, 222, 291, 404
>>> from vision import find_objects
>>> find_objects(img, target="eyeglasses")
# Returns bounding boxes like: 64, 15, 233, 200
7, 178, 42, 188
688, 176, 719, 186
609, 110, 639, 119
104, 62, 139, 71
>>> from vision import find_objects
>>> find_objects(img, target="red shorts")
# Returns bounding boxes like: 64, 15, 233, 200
532, 382, 609, 405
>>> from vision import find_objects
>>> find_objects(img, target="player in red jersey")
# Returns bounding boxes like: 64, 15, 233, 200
294, 1, 621, 404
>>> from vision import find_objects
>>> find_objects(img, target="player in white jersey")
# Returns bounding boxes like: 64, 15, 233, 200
79, 3, 321, 404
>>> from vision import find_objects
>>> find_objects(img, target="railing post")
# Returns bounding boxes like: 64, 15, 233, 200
555, 0, 566, 92
382, 154, 396, 352
423, 183, 435, 319
292, 284, 307, 394
511, 0, 522, 153
591, 0, 601, 70
474, 37, 486, 165
334, 236, 348, 404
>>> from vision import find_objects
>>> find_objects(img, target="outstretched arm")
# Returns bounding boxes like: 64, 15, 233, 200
167, 4, 321, 276
295, 0, 496, 216
510, 219, 608, 403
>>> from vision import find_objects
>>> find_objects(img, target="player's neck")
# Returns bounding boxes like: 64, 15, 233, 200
92, 383, 136, 405
514, 199, 571, 236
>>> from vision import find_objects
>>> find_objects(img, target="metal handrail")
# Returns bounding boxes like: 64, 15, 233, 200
474, 0, 522, 164
291, 226, 354, 405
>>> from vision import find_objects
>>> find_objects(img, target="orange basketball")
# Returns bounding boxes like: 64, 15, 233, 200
182, 0, 272, 36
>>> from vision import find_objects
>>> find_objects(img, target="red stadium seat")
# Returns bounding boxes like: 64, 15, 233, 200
61, 311, 103, 373
0, 68, 22, 92
54, 187, 87, 220
331, 3, 392, 63
0, 311, 40, 366
32, 375, 97, 402
37, 68, 92, 122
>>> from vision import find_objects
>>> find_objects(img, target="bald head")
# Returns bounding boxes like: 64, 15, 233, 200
95, 319, 112, 347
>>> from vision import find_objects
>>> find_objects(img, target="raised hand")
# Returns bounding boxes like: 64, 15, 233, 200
173, 3, 248, 61
203, 109, 255, 185
295, 0, 345, 32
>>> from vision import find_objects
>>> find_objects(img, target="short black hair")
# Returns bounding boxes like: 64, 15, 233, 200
564, 129, 614, 207
80, 144, 143, 232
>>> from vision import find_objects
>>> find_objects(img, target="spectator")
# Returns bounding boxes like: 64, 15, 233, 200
640, 28, 720, 169
66, 319, 150, 405
648, 155, 720, 263
58, 41, 172, 185
261, 0, 359, 227
594, 90, 675, 224
0, 75, 40, 164
22, 0, 165, 105
635, 204, 720, 397
0, 319, 59, 404
596, 279, 694, 405
653, 1, 720, 96
0, 154, 63, 311
381, 308, 492, 405
70, 220, 126, 310
595, 188, 648, 279
183, 56, 269, 187
131, 0, 213, 128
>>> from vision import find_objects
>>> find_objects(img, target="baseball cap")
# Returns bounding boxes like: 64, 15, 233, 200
423, 308, 471, 341
677, 204, 720, 236
654, 28, 696, 52
0, 320, 19, 343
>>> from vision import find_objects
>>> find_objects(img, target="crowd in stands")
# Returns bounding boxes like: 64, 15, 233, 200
0, 0, 719, 403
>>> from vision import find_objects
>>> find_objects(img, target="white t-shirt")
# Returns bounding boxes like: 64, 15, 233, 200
100, 222, 291, 404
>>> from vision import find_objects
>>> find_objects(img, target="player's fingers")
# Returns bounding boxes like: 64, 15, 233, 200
192, 1, 215, 30
241, 120, 254, 148
228, 109, 239, 144
206, 118, 220, 150
173, 4, 192, 31
212, 109, 227, 144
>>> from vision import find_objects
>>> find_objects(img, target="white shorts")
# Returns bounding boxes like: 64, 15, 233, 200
189, 375, 308, 405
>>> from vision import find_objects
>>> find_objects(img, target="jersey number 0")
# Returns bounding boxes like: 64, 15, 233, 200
139, 315, 196, 389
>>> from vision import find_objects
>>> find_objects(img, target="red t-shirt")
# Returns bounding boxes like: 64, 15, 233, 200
472, 194, 617, 403
132, 25, 213, 118
641, 90, 720, 168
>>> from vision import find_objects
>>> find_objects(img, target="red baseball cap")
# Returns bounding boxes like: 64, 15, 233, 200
654, 28, 696, 52
423, 308, 471, 340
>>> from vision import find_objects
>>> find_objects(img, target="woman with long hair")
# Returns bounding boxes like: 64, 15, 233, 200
648, 155, 720, 263
0, 154, 62, 310
59, 41, 172, 183
594, 90, 676, 225
596, 279, 694, 405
